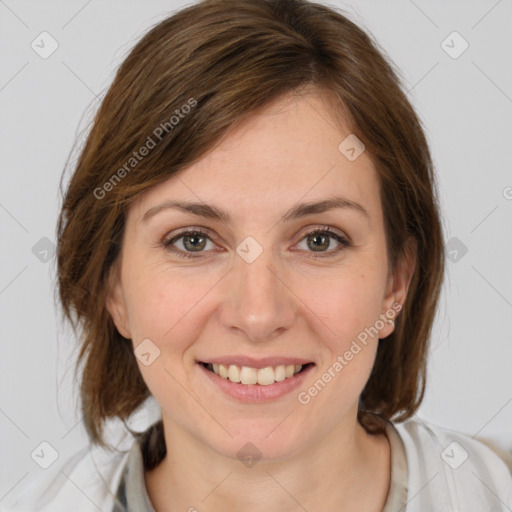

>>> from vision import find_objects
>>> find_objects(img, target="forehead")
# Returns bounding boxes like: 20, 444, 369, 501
130, 90, 381, 226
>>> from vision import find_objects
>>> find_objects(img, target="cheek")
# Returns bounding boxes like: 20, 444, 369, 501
296, 266, 386, 402
122, 270, 212, 405
122, 264, 215, 352
298, 277, 382, 412
303, 269, 386, 343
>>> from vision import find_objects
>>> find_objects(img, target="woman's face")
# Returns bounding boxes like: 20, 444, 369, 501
107, 90, 414, 461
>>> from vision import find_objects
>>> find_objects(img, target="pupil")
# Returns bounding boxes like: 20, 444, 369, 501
185, 235, 206, 251
310, 234, 328, 251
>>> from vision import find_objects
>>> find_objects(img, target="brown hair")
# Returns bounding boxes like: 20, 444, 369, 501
56, 0, 445, 450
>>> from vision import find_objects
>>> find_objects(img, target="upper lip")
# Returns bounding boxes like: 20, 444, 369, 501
198, 356, 314, 369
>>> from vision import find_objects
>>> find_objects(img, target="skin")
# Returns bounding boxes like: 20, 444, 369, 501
107, 87, 416, 512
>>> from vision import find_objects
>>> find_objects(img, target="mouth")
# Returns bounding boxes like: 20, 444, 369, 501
199, 361, 315, 386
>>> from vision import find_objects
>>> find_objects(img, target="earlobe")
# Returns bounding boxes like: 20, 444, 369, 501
105, 264, 131, 339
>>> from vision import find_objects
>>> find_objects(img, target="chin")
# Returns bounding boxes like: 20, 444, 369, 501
201, 419, 313, 464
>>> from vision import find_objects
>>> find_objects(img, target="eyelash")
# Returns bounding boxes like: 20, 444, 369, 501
162, 226, 352, 260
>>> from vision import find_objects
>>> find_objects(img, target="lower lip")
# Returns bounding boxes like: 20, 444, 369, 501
197, 363, 315, 403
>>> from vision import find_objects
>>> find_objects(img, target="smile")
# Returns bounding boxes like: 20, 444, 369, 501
202, 362, 312, 385
197, 360, 315, 402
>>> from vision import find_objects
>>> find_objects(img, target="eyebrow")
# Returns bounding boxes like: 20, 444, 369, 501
142, 196, 370, 224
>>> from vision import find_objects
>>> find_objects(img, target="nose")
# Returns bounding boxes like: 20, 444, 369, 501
218, 244, 297, 343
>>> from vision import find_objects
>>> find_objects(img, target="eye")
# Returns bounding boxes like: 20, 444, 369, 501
162, 229, 217, 259
162, 226, 351, 260
295, 226, 351, 258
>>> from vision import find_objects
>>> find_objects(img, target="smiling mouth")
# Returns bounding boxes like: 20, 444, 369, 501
200, 362, 314, 386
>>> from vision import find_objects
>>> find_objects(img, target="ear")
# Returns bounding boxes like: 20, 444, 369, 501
105, 261, 131, 339
379, 237, 417, 339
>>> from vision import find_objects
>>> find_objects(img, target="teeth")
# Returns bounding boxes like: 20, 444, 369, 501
285, 365, 295, 378
207, 363, 305, 385
274, 365, 286, 382
219, 364, 228, 378
240, 366, 258, 385
227, 365, 241, 383
257, 367, 275, 386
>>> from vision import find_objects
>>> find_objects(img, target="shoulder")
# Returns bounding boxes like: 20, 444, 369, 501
1, 442, 131, 512
392, 417, 512, 511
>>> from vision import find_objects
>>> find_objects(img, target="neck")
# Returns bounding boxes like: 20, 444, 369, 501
144, 415, 391, 512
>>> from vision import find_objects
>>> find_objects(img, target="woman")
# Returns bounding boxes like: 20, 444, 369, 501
8, 0, 512, 510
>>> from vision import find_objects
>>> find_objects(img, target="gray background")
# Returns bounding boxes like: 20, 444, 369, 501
1, 0, 511, 502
